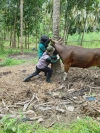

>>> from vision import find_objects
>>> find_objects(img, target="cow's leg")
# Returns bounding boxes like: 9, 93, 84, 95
63, 64, 70, 81
63, 72, 67, 81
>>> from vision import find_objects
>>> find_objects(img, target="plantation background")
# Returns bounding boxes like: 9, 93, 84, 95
0, 0, 100, 54
0, 0, 100, 133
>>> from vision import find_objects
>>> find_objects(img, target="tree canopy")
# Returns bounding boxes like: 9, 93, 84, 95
0, 0, 100, 49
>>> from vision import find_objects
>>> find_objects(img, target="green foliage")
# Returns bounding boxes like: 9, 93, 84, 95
0, 116, 33, 133
0, 58, 25, 67
66, 117, 100, 133
0, 116, 100, 133
35, 117, 100, 133
1, 0, 100, 51
68, 32, 100, 48
0, 48, 15, 56
0, 44, 38, 67
0, 116, 18, 133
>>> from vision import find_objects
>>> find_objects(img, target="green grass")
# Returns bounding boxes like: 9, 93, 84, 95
0, 117, 100, 133
66, 117, 100, 133
0, 56, 38, 67
35, 117, 100, 133
0, 47, 38, 67
0, 58, 26, 67
67, 32, 100, 48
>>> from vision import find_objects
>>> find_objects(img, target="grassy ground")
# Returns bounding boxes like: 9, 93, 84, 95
0, 117, 100, 133
0, 47, 37, 66
68, 32, 100, 48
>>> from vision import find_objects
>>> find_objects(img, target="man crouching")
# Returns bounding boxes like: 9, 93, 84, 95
23, 46, 59, 83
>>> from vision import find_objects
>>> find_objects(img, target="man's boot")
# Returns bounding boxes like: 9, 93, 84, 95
46, 78, 52, 83
23, 74, 34, 82
46, 69, 52, 83
46, 74, 52, 83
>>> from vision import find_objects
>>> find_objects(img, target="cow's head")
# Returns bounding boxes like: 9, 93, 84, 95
50, 38, 64, 55
50, 38, 63, 47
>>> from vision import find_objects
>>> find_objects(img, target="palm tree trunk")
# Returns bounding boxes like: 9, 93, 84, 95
20, 0, 23, 53
53, 0, 60, 40
80, 12, 88, 46
52, 0, 62, 74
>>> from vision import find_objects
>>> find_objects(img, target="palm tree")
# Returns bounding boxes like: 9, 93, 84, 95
52, 0, 62, 74
20, 0, 23, 53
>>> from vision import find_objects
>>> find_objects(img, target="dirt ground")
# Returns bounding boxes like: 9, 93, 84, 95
0, 53, 100, 126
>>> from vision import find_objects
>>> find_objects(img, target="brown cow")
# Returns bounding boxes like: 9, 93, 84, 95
51, 39, 100, 80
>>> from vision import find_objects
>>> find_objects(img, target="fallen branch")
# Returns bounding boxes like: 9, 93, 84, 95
2, 99, 9, 111
23, 110, 36, 116
15, 100, 30, 106
46, 120, 56, 128
22, 116, 42, 121
34, 101, 55, 107
38, 106, 52, 111
0, 114, 24, 119
0, 114, 42, 122
89, 86, 100, 90
67, 97, 85, 104
23, 93, 36, 111
29, 116, 42, 121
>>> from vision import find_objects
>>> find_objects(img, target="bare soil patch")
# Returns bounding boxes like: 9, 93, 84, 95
8, 52, 37, 60
0, 54, 100, 126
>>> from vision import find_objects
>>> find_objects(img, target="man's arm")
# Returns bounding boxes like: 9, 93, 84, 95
46, 55, 59, 64
39, 44, 46, 52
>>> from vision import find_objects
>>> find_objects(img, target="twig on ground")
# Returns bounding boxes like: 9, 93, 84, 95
15, 100, 30, 106
23, 110, 37, 116
23, 93, 36, 111
67, 97, 85, 104
0, 114, 23, 119
2, 99, 9, 111
34, 101, 55, 107
46, 120, 56, 128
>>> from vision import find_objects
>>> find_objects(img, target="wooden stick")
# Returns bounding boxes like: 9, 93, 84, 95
2, 99, 9, 111
23, 93, 35, 111
15, 100, 30, 106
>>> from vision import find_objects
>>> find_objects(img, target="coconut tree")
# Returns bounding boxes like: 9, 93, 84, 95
52, 0, 62, 74
20, 0, 23, 53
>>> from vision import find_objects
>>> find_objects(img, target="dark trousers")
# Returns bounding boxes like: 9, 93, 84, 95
33, 66, 53, 80
23, 66, 53, 82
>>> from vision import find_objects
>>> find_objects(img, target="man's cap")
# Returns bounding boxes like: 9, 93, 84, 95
40, 35, 50, 44
46, 46, 54, 56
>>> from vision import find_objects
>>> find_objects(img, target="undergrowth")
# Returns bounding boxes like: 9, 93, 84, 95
0, 58, 26, 67
0, 48, 37, 66
0, 116, 100, 133
68, 32, 100, 48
